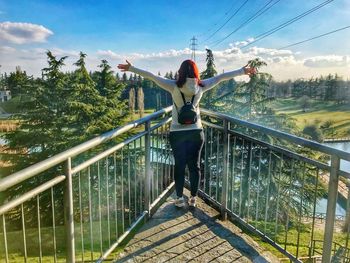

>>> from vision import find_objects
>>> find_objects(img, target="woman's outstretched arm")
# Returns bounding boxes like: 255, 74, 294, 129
201, 65, 255, 92
118, 60, 175, 92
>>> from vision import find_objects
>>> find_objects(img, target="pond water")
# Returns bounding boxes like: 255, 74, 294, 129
324, 141, 350, 173
316, 198, 346, 216
315, 141, 350, 216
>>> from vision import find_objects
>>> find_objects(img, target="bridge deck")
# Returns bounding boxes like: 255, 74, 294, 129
115, 189, 279, 263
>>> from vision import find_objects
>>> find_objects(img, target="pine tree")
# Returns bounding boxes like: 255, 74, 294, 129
6, 66, 31, 97
95, 59, 128, 130
200, 49, 217, 108
69, 52, 107, 138
122, 72, 128, 82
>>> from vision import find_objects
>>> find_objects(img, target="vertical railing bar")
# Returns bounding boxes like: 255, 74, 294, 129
140, 136, 144, 213
274, 154, 283, 242
230, 136, 237, 212
165, 127, 170, 188
156, 127, 159, 198
309, 168, 319, 259
88, 166, 94, 261
238, 139, 245, 217
151, 130, 155, 203
50, 187, 57, 263
21, 203, 28, 263
296, 162, 306, 259
164, 129, 168, 189
2, 214, 9, 263
345, 180, 350, 254
203, 126, 208, 192
161, 125, 164, 193
121, 148, 125, 233
247, 141, 253, 223
97, 161, 103, 254
64, 157, 75, 262
227, 133, 232, 211
264, 150, 272, 234
127, 144, 131, 226
221, 120, 229, 220
165, 124, 168, 191
113, 152, 118, 240
106, 157, 111, 248
209, 127, 213, 198
215, 129, 220, 201
37, 195, 42, 263
322, 155, 340, 263
255, 147, 262, 228
137, 137, 142, 215
78, 172, 85, 262
284, 159, 294, 251
133, 140, 137, 220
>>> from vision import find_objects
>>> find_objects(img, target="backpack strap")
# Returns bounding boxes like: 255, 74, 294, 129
180, 90, 195, 105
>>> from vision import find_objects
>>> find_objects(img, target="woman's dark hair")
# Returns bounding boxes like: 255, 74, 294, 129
176, 60, 204, 88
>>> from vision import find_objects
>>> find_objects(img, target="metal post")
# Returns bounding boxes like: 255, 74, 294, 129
221, 120, 229, 220
64, 157, 75, 262
344, 179, 350, 250
144, 121, 151, 214
322, 155, 340, 263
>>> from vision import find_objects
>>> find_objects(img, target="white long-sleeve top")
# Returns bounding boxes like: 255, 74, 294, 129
129, 65, 245, 132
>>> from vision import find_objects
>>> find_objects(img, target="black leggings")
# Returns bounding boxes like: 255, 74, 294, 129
169, 129, 204, 197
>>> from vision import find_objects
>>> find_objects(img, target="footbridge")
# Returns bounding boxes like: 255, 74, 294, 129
1, 106, 350, 262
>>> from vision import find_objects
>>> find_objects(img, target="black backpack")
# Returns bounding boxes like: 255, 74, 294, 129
176, 92, 197, 125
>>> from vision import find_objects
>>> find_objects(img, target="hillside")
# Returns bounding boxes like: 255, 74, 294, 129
271, 98, 350, 138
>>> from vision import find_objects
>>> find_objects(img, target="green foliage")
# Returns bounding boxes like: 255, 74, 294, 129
200, 48, 217, 80
3, 51, 128, 175
5, 66, 31, 97
302, 124, 324, 142
200, 48, 218, 108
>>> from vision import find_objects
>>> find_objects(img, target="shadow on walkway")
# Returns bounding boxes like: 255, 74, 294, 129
115, 189, 278, 263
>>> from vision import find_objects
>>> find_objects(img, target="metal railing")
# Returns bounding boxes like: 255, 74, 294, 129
195, 108, 350, 263
0, 106, 174, 262
1, 106, 350, 262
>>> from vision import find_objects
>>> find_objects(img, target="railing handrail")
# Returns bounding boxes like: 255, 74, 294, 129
200, 108, 350, 162
0, 106, 172, 192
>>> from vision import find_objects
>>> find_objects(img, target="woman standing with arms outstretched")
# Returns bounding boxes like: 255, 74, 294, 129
118, 60, 255, 208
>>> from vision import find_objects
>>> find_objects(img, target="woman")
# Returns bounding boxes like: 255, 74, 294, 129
118, 60, 255, 208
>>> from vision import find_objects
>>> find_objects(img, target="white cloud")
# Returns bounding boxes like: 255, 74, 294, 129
97, 49, 123, 59
1, 44, 349, 81
303, 55, 350, 68
246, 47, 293, 56
0, 22, 53, 44
0, 46, 15, 53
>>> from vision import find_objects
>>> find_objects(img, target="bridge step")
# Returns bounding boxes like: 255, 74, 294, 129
115, 189, 279, 262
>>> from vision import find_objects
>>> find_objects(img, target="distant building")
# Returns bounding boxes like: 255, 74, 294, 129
0, 90, 11, 102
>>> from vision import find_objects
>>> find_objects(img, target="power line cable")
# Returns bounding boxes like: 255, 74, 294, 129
196, 2, 238, 38
278, 25, 350, 50
210, 0, 282, 47
241, 0, 335, 49
200, 0, 250, 43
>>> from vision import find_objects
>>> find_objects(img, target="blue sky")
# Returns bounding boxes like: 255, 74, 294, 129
0, 0, 349, 80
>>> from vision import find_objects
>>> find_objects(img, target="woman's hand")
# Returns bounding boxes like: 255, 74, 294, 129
243, 64, 257, 77
117, 60, 132, 72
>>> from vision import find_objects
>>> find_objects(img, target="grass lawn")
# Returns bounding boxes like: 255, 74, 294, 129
0, 218, 144, 263
271, 98, 350, 138
0, 96, 24, 114
247, 220, 348, 260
